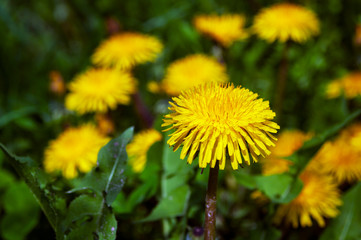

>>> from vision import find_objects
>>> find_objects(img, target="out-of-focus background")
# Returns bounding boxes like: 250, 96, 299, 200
1, 0, 361, 239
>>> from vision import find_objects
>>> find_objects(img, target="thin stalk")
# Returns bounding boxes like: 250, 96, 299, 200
274, 41, 290, 122
132, 92, 154, 128
204, 165, 219, 240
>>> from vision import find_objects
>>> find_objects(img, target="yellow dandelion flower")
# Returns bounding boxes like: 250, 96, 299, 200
126, 129, 162, 173
65, 68, 136, 114
311, 139, 361, 184
269, 130, 311, 158
193, 14, 249, 47
44, 125, 110, 179
160, 54, 228, 96
310, 123, 361, 184
162, 83, 279, 170
326, 72, 361, 99
252, 3, 320, 43
274, 170, 341, 228
92, 32, 163, 70
262, 130, 311, 175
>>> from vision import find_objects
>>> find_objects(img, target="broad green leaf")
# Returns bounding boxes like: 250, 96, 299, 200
97, 210, 117, 240
66, 218, 97, 240
66, 195, 103, 226
162, 135, 195, 197
98, 127, 134, 206
1, 182, 40, 240
72, 127, 134, 205
320, 182, 361, 240
140, 185, 190, 222
0, 143, 56, 230
0, 143, 37, 167
255, 174, 303, 203
64, 194, 117, 240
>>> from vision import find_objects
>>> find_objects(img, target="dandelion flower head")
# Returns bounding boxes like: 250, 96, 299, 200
252, 3, 320, 43
65, 68, 136, 114
262, 130, 311, 175
311, 138, 361, 184
44, 125, 110, 179
193, 14, 249, 47
163, 83, 279, 170
160, 54, 228, 96
126, 129, 162, 173
326, 72, 361, 99
92, 32, 163, 70
274, 169, 341, 228
311, 123, 361, 184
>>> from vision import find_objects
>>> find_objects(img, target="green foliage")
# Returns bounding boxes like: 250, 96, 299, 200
1, 182, 40, 240
0, 128, 133, 240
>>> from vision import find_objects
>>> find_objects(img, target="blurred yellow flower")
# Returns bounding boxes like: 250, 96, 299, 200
252, 3, 319, 43
310, 124, 361, 184
312, 140, 361, 184
65, 68, 136, 114
193, 14, 249, 47
126, 129, 162, 173
326, 72, 361, 99
262, 130, 311, 175
274, 170, 341, 228
163, 83, 279, 169
44, 125, 110, 179
92, 32, 163, 70
160, 54, 228, 96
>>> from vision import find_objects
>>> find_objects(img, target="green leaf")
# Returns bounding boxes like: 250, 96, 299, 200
64, 128, 133, 239
320, 182, 361, 240
72, 127, 134, 205
64, 194, 117, 240
97, 210, 117, 240
1, 182, 40, 240
66, 195, 103, 226
161, 134, 194, 197
255, 174, 303, 203
0, 143, 37, 167
140, 185, 191, 222
98, 126, 134, 206
0, 143, 56, 230
0, 169, 15, 190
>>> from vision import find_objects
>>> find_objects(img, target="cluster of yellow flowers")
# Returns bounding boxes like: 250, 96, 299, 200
44, 31, 164, 178
257, 125, 361, 228
43, 6, 341, 232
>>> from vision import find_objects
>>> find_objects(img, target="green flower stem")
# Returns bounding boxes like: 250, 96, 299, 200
204, 165, 219, 240
275, 41, 290, 123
